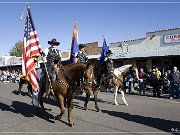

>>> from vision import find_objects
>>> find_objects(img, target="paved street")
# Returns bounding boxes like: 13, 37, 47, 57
0, 82, 180, 135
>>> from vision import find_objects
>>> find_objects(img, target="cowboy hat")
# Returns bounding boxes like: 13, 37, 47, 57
79, 44, 86, 48
107, 50, 113, 54
48, 38, 60, 46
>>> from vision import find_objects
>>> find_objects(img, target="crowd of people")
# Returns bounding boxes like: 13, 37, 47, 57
0, 70, 21, 83
124, 66, 180, 99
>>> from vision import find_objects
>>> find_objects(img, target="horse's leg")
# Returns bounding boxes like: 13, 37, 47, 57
113, 86, 119, 105
55, 94, 65, 121
67, 93, 75, 127
84, 92, 90, 110
27, 83, 32, 97
39, 95, 48, 120
120, 90, 128, 106
93, 90, 100, 112
18, 80, 22, 95
18, 86, 22, 95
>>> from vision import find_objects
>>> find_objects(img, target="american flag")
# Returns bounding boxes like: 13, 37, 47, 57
22, 5, 42, 91
70, 20, 79, 63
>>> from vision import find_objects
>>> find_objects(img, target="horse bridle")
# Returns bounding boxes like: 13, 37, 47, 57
82, 64, 94, 85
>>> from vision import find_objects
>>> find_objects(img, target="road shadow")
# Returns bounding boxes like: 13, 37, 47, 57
12, 90, 31, 98
76, 95, 128, 105
102, 109, 180, 134
41, 97, 59, 107
0, 101, 34, 117
0, 100, 55, 123
75, 95, 109, 103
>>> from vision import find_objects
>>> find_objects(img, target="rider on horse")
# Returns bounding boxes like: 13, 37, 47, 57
75, 44, 88, 95
104, 50, 114, 84
76, 44, 88, 63
43, 38, 61, 97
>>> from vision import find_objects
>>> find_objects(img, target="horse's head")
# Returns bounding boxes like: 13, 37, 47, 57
82, 62, 94, 92
115, 64, 138, 81
129, 64, 139, 81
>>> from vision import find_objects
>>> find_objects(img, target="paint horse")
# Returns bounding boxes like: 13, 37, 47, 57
52, 62, 94, 127
112, 64, 138, 105
93, 62, 138, 106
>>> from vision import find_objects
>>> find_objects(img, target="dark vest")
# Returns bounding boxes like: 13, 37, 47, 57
106, 57, 113, 71
77, 52, 87, 63
47, 47, 61, 65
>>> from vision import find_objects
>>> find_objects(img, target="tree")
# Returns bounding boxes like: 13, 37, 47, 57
9, 40, 22, 57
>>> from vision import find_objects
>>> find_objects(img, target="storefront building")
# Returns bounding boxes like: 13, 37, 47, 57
1, 28, 180, 74
110, 28, 180, 73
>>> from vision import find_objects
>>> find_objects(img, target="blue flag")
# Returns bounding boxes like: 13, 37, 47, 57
100, 38, 109, 63
70, 21, 79, 63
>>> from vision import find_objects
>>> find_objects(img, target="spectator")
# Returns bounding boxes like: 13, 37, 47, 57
155, 68, 161, 79
162, 71, 170, 94
151, 69, 160, 97
168, 66, 180, 99
126, 72, 133, 94
138, 68, 147, 96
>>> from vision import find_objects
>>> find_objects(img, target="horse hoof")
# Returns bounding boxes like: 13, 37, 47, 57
84, 103, 87, 108
113, 102, 118, 105
69, 123, 75, 127
96, 109, 101, 112
84, 107, 87, 111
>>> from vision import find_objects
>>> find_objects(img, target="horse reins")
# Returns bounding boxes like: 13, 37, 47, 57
57, 63, 92, 93
88, 61, 124, 88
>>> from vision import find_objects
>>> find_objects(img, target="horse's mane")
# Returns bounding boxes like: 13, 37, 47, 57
60, 63, 85, 71
62, 63, 83, 67
116, 64, 132, 73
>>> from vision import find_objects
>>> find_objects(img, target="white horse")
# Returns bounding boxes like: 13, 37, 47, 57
112, 64, 139, 106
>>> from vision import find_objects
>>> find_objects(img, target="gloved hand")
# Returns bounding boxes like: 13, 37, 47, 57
33, 90, 39, 96
32, 90, 39, 107
40, 51, 46, 57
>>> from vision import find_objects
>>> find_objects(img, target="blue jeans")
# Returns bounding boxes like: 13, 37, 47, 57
139, 82, 145, 95
170, 84, 180, 98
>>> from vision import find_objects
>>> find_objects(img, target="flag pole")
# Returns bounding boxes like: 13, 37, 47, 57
42, 59, 53, 90
20, 2, 28, 21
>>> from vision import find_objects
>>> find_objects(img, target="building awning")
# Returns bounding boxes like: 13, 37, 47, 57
111, 46, 180, 59
0, 56, 5, 67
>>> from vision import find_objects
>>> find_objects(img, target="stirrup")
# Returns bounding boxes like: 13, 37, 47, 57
49, 89, 55, 97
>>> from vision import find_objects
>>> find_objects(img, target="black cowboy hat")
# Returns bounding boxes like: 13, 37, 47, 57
107, 50, 113, 54
48, 38, 60, 46
79, 44, 86, 48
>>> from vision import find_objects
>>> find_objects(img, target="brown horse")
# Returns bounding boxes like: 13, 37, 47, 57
52, 62, 94, 127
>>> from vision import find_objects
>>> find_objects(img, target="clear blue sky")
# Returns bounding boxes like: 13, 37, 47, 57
0, 0, 179, 56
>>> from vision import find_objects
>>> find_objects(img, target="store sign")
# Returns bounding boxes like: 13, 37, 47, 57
164, 34, 180, 43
